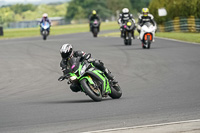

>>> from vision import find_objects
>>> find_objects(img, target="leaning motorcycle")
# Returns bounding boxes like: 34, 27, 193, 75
41, 22, 50, 40
138, 22, 156, 49
58, 55, 122, 102
91, 19, 100, 37
121, 20, 135, 45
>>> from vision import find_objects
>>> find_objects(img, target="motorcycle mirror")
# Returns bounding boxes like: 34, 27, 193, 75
85, 53, 91, 60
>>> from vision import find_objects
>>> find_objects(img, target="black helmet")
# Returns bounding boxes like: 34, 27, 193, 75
60, 44, 73, 59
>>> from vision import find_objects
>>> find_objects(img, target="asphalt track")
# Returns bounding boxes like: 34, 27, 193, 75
0, 31, 200, 133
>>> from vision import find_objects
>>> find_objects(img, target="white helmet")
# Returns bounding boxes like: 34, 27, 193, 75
122, 8, 129, 14
60, 44, 73, 59
43, 13, 48, 18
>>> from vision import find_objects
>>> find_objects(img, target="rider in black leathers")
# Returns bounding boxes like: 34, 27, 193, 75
58, 44, 117, 92
118, 8, 136, 38
89, 10, 100, 32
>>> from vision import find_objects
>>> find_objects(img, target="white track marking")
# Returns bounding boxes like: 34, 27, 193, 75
82, 119, 200, 133
155, 36, 200, 45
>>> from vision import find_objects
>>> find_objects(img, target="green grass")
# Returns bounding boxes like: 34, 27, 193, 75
100, 31, 200, 43
1, 22, 199, 44
0, 21, 119, 39
156, 32, 200, 43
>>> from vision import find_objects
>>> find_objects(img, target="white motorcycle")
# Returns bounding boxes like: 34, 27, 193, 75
138, 22, 156, 49
41, 22, 50, 40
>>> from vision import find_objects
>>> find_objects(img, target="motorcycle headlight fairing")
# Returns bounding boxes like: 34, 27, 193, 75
127, 22, 132, 26
80, 64, 87, 75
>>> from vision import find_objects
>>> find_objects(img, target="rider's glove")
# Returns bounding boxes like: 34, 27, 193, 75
88, 58, 95, 63
58, 76, 65, 81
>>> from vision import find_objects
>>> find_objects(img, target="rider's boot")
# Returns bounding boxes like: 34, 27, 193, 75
104, 68, 118, 84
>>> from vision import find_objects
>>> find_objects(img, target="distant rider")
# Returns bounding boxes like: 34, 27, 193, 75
118, 8, 136, 38
89, 10, 100, 32
40, 13, 51, 34
58, 44, 117, 92
137, 8, 157, 34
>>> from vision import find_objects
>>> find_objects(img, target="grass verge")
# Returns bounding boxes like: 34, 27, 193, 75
0, 21, 119, 39
100, 31, 200, 43
156, 32, 200, 43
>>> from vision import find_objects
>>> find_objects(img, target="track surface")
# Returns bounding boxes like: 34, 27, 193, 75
0, 32, 200, 133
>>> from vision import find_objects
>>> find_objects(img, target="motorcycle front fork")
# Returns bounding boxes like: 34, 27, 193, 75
124, 31, 135, 39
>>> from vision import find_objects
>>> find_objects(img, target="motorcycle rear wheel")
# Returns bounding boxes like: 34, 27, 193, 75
109, 83, 122, 99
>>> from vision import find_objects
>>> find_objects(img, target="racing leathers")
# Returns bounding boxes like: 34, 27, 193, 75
118, 13, 136, 38
59, 51, 116, 92
137, 14, 156, 33
89, 15, 100, 32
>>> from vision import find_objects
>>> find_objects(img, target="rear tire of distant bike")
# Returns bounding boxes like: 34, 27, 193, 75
109, 83, 122, 99
128, 32, 132, 45
80, 79, 102, 102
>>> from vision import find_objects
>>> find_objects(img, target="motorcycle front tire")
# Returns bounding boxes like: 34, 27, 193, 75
93, 28, 98, 37
80, 79, 102, 102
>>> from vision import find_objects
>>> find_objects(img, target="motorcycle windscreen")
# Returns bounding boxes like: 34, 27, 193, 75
68, 57, 81, 72
144, 22, 152, 28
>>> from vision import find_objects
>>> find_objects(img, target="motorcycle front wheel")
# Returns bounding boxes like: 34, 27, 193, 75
93, 28, 98, 37
80, 79, 102, 102
43, 35, 47, 40
128, 32, 132, 45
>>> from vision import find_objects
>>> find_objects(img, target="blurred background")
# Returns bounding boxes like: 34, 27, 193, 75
0, 0, 199, 32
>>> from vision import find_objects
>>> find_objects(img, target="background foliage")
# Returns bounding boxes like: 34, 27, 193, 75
65, 0, 151, 21
149, 0, 200, 24
1, 0, 198, 26
0, 3, 68, 25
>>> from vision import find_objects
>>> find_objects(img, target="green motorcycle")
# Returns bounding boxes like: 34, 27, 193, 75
59, 55, 122, 102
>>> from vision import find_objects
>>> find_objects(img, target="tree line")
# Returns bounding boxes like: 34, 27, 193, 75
0, 3, 67, 25
0, 0, 150, 26
149, 0, 200, 24
2, 0, 197, 26
65, 0, 150, 21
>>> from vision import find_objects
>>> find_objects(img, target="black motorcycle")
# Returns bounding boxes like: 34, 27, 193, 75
122, 20, 135, 45
91, 19, 100, 37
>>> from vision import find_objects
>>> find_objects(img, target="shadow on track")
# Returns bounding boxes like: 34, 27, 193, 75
33, 99, 94, 104
27, 98, 115, 104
